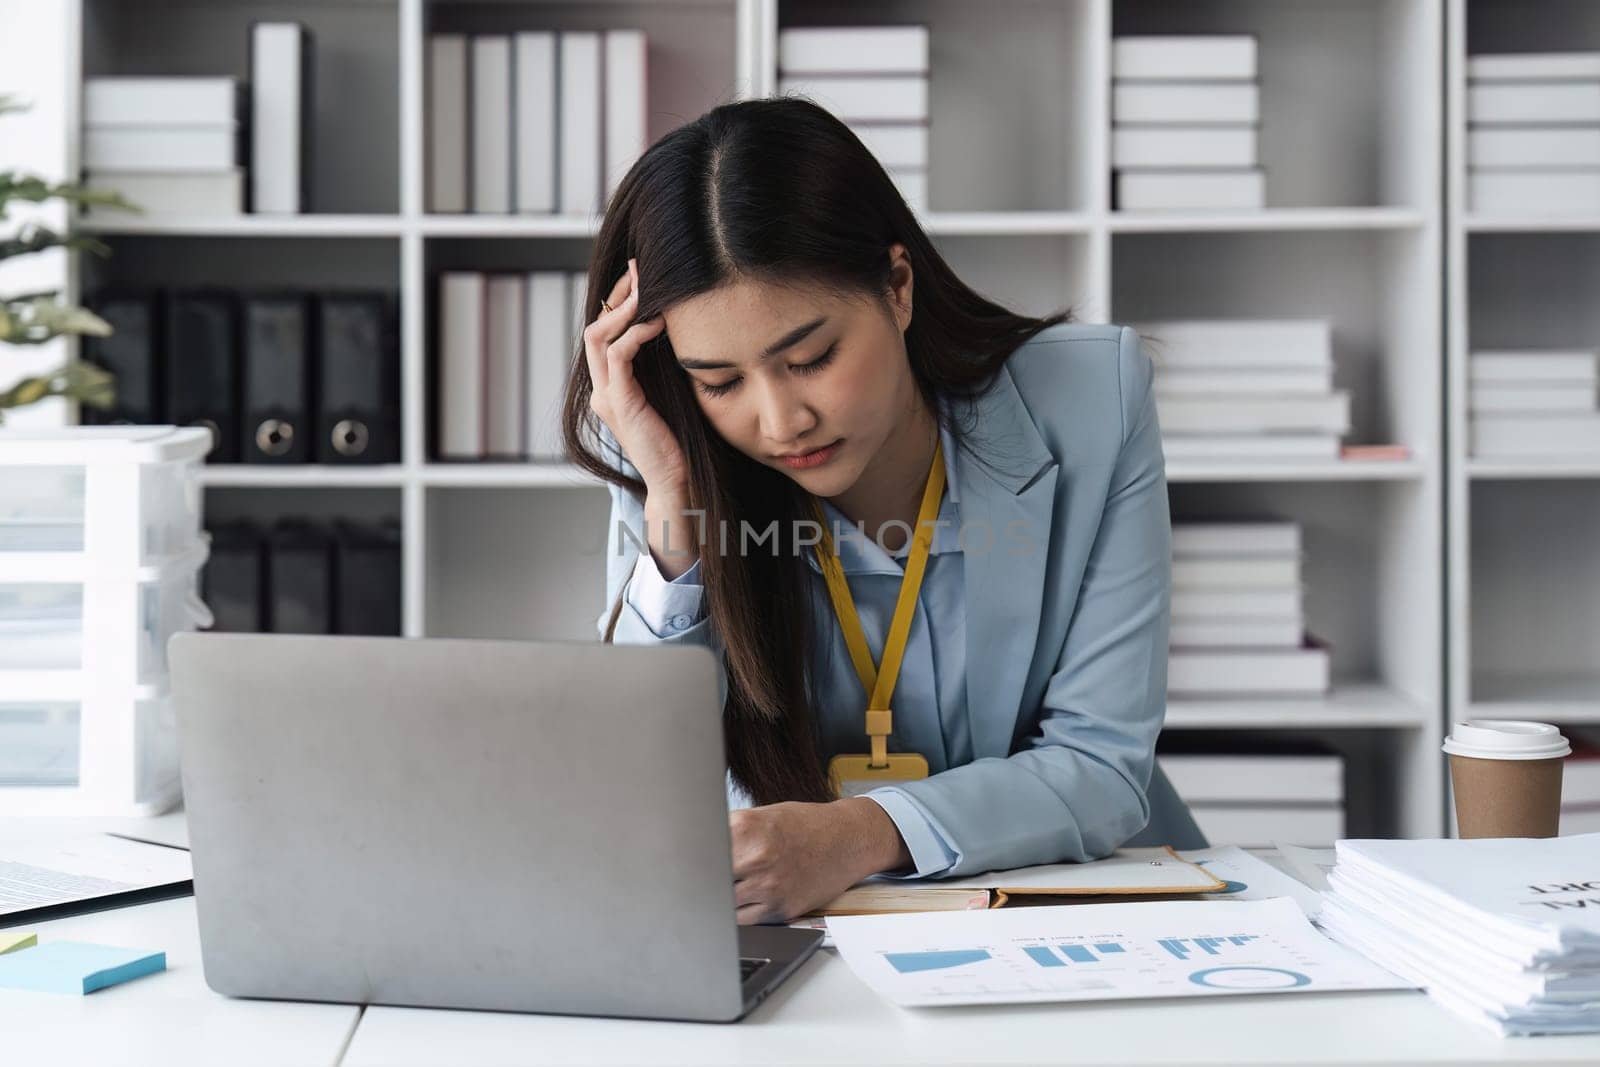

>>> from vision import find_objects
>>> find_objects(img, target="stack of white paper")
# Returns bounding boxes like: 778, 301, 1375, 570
1112, 36, 1264, 211
1319, 834, 1600, 1035
777, 26, 930, 212
1467, 52, 1600, 216
437, 269, 584, 460
427, 30, 648, 215
1167, 520, 1330, 699
82, 77, 245, 217
1468, 351, 1600, 458
1137, 319, 1347, 460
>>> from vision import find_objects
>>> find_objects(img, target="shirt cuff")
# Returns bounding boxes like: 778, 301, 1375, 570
864, 787, 959, 879
624, 551, 705, 638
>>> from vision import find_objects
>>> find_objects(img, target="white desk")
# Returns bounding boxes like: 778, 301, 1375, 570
5, 821, 1600, 1066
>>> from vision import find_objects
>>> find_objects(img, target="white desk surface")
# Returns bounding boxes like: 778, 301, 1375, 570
6, 817, 1600, 1066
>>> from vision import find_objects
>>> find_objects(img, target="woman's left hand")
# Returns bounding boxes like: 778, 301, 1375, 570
730, 798, 910, 924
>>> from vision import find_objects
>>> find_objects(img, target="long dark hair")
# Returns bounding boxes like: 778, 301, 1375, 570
562, 96, 1071, 805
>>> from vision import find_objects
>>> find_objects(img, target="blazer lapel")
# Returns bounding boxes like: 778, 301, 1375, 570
953, 366, 1060, 759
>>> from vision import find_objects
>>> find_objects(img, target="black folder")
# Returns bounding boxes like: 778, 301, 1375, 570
165, 291, 241, 463
266, 518, 334, 634
202, 519, 266, 632
334, 518, 402, 636
242, 293, 313, 463
81, 291, 162, 424
316, 293, 398, 464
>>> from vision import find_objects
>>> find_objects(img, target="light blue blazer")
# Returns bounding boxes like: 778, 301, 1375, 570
596, 323, 1205, 877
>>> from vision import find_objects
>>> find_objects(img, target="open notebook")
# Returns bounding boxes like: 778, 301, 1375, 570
804, 846, 1226, 918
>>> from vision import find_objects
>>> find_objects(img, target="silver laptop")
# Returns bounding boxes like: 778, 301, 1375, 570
167, 632, 822, 1023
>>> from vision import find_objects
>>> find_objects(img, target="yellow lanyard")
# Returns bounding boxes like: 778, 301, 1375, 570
809, 437, 945, 793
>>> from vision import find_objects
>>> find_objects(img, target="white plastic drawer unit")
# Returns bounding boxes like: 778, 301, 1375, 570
0, 426, 208, 574
0, 544, 212, 682
0, 425, 212, 815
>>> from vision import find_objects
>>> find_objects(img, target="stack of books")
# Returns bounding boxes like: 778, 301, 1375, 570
776, 26, 930, 212
427, 30, 647, 215
1469, 350, 1600, 458
437, 270, 587, 461
82, 77, 245, 217
1162, 747, 1345, 847
1111, 35, 1263, 211
82, 23, 311, 218
1136, 319, 1347, 462
1167, 521, 1330, 698
1468, 52, 1600, 216
1319, 835, 1600, 1035
1563, 734, 1600, 835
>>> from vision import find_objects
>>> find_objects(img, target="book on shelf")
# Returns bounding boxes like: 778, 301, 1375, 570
1156, 393, 1349, 436
603, 30, 648, 205
1172, 521, 1301, 557
1339, 443, 1411, 462
1168, 637, 1332, 697
1470, 413, 1600, 457
1467, 82, 1600, 125
1112, 83, 1260, 125
1467, 51, 1600, 81
1169, 617, 1304, 649
250, 21, 312, 215
80, 170, 244, 218
1172, 555, 1300, 589
1161, 750, 1344, 806
438, 270, 582, 462
1135, 320, 1332, 369
485, 276, 526, 460
559, 32, 603, 216
1155, 365, 1334, 396
1468, 171, 1600, 217
1469, 128, 1600, 169
427, 34, 468, 213
775, 75, 928, 123
850, 123, 928, 170
777, 26, 929, 75
471, 36, 513, 215
1116, 169, 1264, 211
83, 77, 241, 127
1162, 434, 1341, 462
83, 127, 238, 172
1189, 805, 1343, 849
1171, 587, 1301, 619
1111, 36, 1257, 81
806, 847, 1225, 918
1111, 127, 1257, 169
1469, 382, 1597, 415
1470, 351, 1598, 383
514, 33, 557, 214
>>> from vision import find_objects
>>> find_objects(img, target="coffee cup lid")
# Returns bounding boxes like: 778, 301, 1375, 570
1442, 719, 1571, 761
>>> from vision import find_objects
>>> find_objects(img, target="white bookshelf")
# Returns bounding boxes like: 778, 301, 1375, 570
62, 0, 1447, 838
1446, 0, 1600, 793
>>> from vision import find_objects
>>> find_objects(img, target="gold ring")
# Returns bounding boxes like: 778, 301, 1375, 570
600, 299, 613, 314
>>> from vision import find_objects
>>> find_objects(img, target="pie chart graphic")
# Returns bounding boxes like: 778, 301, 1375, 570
1188, 966, 1312, 989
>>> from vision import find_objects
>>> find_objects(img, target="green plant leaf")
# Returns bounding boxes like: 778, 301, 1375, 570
0, 360, 117, 415
0, 296, 112, 345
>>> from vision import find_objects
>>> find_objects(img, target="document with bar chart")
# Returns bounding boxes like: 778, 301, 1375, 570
826, 897, 1410, 1007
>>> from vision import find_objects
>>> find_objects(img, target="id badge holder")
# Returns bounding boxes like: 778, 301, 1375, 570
829, 752, 930, 798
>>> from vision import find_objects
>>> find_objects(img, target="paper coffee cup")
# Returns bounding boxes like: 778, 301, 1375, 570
1443, 720, 1569, 839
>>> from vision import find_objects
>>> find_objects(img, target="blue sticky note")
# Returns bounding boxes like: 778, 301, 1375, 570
0, 941, 166, 994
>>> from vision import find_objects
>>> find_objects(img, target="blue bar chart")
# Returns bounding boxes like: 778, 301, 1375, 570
1023, 941, 1132, 967
1158, 935, 1261, 960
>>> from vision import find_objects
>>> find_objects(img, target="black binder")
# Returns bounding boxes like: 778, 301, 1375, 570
242, 293, 313, 463
81, 291, 162, 424
202, 519, 266, 632
265, 518, 333, 634
316, 293, 398, 464
334, 518, 402, 635
165, 291, 241, 463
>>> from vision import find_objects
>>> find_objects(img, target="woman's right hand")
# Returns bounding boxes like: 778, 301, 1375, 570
584, 257, 688, 494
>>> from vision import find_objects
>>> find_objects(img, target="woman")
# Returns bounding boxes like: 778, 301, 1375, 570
563, 97, 1204, 925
